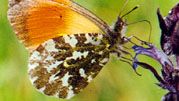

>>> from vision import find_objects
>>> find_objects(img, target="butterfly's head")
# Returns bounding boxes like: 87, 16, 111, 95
109, 6, 139, 45
112, 6, 139, 36
113, 16, 127, 34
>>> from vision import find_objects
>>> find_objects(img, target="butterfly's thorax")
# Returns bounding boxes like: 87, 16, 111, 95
107, 31, 123, 50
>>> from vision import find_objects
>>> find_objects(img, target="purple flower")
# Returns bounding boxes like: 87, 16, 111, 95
132, 3, 179, 101
132, 43, 179, 101
157, 3, 179, 55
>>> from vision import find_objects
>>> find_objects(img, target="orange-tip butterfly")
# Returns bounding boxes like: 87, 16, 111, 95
8, 0, 136, 99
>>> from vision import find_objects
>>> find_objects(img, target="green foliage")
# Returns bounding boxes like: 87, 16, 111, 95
0, 0, 178, 101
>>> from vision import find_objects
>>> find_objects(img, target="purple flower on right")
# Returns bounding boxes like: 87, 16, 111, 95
132, 3, 179, 101
157, 3, 179, 56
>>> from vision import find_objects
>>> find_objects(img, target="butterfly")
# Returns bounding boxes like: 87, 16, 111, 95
157, 3, 179, 55
8, 0, 135, 99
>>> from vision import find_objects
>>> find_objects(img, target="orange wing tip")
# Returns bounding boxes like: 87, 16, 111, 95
8, 0, 37, 47
8, 0, 103, 51
8, 0, 71, 50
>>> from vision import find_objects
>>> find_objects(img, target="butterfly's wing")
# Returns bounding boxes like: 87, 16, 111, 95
28, 33, 110, 99
8, 0, 110, 50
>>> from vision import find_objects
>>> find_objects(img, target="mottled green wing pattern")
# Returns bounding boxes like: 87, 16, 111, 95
28, 33, 110, 99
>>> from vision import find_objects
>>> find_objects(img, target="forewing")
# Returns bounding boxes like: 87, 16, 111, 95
28, 33, 110, 99
8, 0, 106, 50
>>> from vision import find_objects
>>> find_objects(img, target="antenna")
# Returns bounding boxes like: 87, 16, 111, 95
121, 5, 139, 18
127, 20, 152, 43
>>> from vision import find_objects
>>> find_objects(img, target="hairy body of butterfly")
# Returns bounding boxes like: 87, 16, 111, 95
8, 0, 131, 99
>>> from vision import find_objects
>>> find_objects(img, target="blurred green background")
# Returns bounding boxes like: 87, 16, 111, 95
0, 0, 178, 101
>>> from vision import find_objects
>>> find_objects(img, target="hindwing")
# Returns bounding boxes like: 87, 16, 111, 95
28, 33, 110, 99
